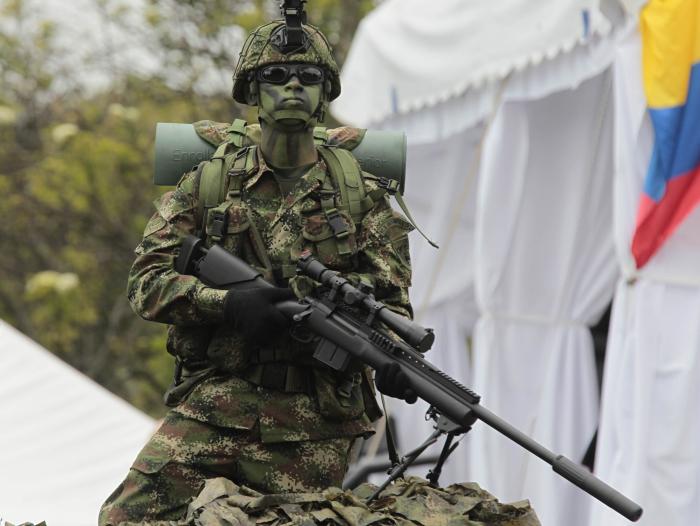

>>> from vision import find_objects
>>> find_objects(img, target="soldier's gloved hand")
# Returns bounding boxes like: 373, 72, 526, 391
224, 286, 296, 343
375, 362, 417, 404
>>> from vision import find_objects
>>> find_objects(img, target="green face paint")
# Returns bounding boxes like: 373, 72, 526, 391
258, 74, 322, 128
256, 65, 323, 171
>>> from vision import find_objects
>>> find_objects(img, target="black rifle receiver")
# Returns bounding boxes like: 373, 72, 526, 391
176, 235, 643, 522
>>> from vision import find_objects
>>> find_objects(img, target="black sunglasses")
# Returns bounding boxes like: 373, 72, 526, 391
257, 64, 325, 85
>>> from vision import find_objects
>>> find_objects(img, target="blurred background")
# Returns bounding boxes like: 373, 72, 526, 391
1, 1, 699, 526
0, 0, 377, 416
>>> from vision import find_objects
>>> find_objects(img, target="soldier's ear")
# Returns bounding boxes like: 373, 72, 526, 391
246, 81, 259, 105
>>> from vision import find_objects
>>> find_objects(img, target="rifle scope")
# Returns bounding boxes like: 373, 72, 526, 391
297, 253, 435, 352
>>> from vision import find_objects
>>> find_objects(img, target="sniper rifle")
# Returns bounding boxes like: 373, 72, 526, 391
176, 235, 643, 522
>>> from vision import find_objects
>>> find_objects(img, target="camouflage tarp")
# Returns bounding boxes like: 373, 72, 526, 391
120, 476, 540, 526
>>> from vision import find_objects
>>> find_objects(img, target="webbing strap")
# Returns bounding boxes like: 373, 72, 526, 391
318, 172, 352, 256
380, 393, 402, 468
394, 191, 439, 248
317, 146, 368, 224
205, 148, 252, 242
203, 142, 228, 206
227, 118, 248, 148
230, 147, 274, 280
313, 127, 328, 145
364, 174, 439, 249
197, 143, 254, 239
197, 142, 229, 235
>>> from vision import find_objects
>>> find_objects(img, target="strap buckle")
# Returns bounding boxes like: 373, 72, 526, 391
325, 208, 349, 239
337, 371, 362, 399
209, 210, 228, 238
377, 177, 400, 194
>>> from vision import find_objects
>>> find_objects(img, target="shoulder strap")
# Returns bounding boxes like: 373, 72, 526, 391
317, 146, 374, 225
226, 118, 248, 148
196, 143, 257, 237
197, 141, 228, 234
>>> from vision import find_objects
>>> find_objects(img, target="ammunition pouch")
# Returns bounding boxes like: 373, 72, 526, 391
312, 368, 366, 421
244, 363, 314, 394
241, 342, 370, 422
242, 343, 316, 394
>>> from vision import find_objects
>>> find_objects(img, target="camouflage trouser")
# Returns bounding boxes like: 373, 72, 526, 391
98, 411, 353, 526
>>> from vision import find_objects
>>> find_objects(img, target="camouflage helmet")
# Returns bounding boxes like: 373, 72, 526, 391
232, 21, 341, 105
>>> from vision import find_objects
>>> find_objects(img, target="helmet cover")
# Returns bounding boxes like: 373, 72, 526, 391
232, 21, 341, 105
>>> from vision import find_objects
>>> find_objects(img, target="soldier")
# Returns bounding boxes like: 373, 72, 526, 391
99, 18, 416, 525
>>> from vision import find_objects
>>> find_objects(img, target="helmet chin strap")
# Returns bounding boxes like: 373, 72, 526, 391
257, 96, 326, 131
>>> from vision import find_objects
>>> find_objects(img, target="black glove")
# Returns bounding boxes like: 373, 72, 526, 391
224, 286, 296, 343
375, 362, 417, 404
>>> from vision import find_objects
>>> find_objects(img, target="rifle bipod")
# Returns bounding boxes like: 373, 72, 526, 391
366, 407, 475, 502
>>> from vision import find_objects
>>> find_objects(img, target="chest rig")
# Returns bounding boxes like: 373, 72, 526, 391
190, 122, 382, 402
194, 120, 383, 272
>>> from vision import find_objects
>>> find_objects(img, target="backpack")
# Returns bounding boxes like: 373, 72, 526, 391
193, 119, 436, 248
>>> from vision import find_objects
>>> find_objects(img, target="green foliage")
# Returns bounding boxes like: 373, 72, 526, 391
0, 0, 377, 417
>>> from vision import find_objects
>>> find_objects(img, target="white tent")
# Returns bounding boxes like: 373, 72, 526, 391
0, 319, 156, 526
333, 3, 625, 524
589, 24, 700, 526
331, 1, 698, 525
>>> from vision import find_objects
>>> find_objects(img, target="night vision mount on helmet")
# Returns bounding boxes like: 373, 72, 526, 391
275, 0, 308, 54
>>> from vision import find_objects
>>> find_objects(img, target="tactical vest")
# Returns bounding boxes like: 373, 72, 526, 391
195, 121, 394, 264
165, 121, 417, 411
194, 119, 434, 259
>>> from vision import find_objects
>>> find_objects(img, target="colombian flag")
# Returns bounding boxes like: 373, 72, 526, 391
632, 0, 700, 268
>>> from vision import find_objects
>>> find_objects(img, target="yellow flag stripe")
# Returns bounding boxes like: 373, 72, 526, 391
641, 0, 700, 108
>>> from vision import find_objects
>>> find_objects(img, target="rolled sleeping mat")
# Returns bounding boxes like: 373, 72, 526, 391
154, 123, 216, 186
352, 130, 406, 194
154, 122, 407, 192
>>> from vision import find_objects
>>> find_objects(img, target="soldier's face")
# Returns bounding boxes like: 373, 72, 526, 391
257, 63, 323, 126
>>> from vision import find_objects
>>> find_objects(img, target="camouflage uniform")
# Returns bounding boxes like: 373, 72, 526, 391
99, 132, 414, 524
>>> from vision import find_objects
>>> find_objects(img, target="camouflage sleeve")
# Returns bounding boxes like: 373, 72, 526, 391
127, 171, 228, 325
352, 181, 414, 319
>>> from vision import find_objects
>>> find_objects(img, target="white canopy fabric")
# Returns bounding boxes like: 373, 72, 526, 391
372, 32, 617, 144
384, 125, 483, 480
469, 68, 618, 526
0, 320, 156, 526
403, 127, 482, 316
332, 0, 612, 129
590, 25, 700, 526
